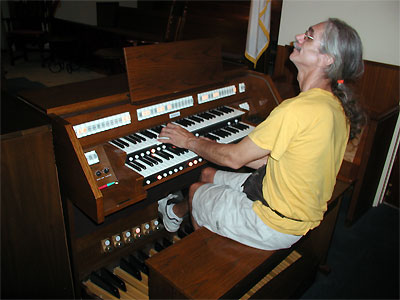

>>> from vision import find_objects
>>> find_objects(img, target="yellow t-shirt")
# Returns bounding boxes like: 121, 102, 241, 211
248, 88, 349, 236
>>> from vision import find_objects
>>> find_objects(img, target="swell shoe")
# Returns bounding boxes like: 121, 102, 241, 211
158, 193, 183, 232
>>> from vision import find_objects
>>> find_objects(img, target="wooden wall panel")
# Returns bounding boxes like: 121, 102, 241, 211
356, 60, 400, 117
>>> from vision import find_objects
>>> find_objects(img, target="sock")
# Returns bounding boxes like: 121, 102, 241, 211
167, 203, 182, 221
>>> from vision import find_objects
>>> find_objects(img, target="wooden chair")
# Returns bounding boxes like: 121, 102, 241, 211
2, 1, 51, 66
92, 1, 181, 75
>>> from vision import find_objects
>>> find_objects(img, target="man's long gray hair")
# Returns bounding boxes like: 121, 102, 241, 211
321, 18, 365, 139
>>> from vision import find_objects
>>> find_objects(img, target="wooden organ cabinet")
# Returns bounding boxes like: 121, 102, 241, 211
14, 39, 350, 299
1, 93, 74, 298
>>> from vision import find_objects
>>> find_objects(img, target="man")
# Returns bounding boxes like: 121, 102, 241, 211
157, 18, 364, 250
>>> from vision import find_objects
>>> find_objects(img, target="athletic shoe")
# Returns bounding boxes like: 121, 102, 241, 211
158, 194, 183, 232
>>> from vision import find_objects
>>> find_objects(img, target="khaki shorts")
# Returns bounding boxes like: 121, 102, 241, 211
191, 170, 302, 250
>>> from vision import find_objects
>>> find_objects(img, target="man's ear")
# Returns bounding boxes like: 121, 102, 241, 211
322, 53, 335, 67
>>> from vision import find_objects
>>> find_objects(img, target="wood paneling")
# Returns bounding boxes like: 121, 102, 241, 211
357, 60, 400, 116
1, 93, 74, 299
124, 38, 224, 103
180, 1, 250, 58
346, 109, 399, 225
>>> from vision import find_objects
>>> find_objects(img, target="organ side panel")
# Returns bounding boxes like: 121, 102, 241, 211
1, 93, 74, 299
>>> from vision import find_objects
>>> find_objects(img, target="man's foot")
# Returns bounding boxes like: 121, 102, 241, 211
158, 193, 183, 232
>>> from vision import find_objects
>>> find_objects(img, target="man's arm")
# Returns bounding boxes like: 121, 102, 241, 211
158, 123, 270, 170
245, 156, 270, 169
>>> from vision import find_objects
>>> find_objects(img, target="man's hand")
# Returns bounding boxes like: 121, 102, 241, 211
158, 123, 271, 170
157, 123, 195, 148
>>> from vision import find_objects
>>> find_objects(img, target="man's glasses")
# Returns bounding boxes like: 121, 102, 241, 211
303, 29, 323, 46
304, 30, 314, 41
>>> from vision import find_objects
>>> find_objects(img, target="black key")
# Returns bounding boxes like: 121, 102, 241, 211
184, 223, 194, 234
99, 268, 126, 292
178, 147, 188, 154
218, 106, 234, 113
111, 140, 126, 148
204, 133, 219, 141
137, 250, 150, 262
198, 112, 215, 120
165, 145, 182, 156
219, 129, 232, 137
183, 118, 195, 125
139, 157, 154, 167
156, 150, 172, 160
174, 119, 186, 126
154, 241, 165, 252
211, 130, 223, 138
213, 129, 229, 138
132, 160, 146, 169
188, 116, 204, 123
232, 122, 249, 130
116, 138, 129, 147
160, 149, 174, 159
175, 119, 194, 127
209, 109, 223, 116
123, 136, 137, 144
177, 228, 187, 239
90, 272, 120, 298
150, 154, 163, 163
140, 130, 157, 139
170, 145, 187, 154
151, 126, 162, 134
120, 258, 142, 281
224, 126, 239, 134
145, 155, 159, 165
132, 133, 146, 142
129, 255, 149, 275
128, 134, 141, 143
162, 237, 173, 248
127, 161, 142, 171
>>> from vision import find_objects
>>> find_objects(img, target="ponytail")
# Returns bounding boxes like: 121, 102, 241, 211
321, 18, 366, 139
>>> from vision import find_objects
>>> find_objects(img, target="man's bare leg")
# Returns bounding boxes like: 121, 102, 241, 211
199, 167, 217, 183
170, 167, 218, 229
188, 182, 206, 230
171, 200, 189, 218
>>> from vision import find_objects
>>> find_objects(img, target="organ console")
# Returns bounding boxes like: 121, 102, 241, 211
17, 38, 349, 299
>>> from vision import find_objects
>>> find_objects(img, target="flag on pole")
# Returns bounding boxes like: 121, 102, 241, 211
245, 0, 271, 68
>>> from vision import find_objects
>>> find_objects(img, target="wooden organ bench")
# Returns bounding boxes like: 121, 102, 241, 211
147, 180, 350, 299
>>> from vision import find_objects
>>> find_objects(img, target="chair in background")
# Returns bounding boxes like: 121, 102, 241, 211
92, 1, 181, 75
2, 1, 53, 66
44, 17, 81, 74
